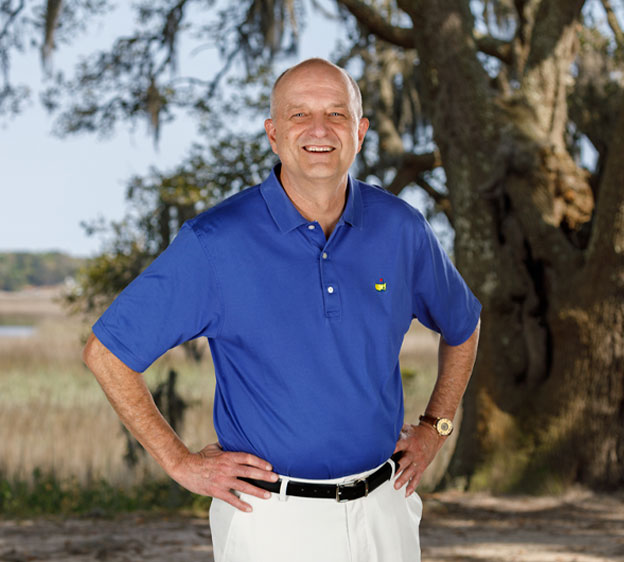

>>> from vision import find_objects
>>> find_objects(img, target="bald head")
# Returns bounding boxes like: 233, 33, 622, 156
270, 58, 363, 119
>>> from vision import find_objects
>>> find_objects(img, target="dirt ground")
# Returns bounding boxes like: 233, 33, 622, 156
1, 489, 623, 561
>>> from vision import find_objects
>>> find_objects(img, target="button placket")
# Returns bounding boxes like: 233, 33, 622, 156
319, 243, 340, 318
304, 222, 326, 250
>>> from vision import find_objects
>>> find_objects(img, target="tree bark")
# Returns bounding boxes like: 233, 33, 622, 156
374, 0, 624, 490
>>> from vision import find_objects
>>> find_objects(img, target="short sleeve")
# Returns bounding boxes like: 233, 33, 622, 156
92, 222, 223, 372
411, 214, 481, 346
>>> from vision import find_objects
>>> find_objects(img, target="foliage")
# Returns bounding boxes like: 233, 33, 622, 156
2, 2, 623, 228
0, 469, 211, 517
36, 0, 301, 142
0, 0, 113, 120
0, 252, 84, 291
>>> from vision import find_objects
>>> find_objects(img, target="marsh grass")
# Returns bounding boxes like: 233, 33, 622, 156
0, 287, 439, 515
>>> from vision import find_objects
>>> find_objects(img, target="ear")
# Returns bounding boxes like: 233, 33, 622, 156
264, 119, 279, 155
356, 117, 369, 153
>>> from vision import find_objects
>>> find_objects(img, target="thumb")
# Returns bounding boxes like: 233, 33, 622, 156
393, 438, 408, 455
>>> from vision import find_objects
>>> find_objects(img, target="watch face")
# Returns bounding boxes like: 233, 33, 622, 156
435, 418, 454, 436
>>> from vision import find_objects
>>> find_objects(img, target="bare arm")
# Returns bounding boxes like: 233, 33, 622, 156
82, 332, 278, 512
393, 318, 480, 495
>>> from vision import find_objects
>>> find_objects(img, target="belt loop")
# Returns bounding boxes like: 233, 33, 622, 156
279, 477, 289, 502
389, 457, 397, 480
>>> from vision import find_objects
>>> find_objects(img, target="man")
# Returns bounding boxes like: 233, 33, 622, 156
83, 58, 481, 561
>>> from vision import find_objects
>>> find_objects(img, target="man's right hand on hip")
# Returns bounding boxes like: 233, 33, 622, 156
170, 442, 278, 512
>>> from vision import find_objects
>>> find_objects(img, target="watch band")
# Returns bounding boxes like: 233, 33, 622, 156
419, 414, 439, 427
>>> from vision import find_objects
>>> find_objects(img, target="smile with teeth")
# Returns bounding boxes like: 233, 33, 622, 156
303, 146, 335, 152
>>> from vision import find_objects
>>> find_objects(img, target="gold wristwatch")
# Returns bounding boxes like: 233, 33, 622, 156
419, 414, 454, 436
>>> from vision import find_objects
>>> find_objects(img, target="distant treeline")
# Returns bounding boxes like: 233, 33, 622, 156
0, 252, 85, 291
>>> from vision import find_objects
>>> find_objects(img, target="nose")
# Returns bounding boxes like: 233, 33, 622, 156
307, 113, 330, 138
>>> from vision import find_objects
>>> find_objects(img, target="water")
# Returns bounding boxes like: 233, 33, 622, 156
0, 325, 37, 337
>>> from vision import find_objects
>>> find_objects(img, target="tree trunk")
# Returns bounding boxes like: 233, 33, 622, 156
395, 0, 624, 491
453, 167, 624, 491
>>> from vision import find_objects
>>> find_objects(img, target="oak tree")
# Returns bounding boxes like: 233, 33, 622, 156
4, 0, 622, 490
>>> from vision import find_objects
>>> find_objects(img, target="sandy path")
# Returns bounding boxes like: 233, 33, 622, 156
1, 490, 623, 561
421, 490, 624, 561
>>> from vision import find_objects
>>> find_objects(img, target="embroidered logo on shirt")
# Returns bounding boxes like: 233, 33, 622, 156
375, 278, 387, 292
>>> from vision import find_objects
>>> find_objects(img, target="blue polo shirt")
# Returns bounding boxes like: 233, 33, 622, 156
93, 165, 481, 479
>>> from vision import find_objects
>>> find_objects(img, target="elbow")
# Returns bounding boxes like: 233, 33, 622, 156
82, 332, 98, 370
468, 317, 481, 346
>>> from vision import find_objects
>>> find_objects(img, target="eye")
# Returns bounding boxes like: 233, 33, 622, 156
329, 112, 344, 117
291, 112, 305, 118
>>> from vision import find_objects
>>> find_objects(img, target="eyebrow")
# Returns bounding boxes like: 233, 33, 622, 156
283, 103, 352, 113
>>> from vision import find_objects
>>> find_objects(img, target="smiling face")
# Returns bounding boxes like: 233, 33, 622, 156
264, 60, 369, 191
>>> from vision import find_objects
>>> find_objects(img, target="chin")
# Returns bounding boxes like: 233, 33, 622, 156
301, 163, 344, 176
303, 170, 342, 182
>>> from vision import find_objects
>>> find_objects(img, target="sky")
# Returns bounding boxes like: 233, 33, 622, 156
0, 2, 348, 257
0, 1, 617, 258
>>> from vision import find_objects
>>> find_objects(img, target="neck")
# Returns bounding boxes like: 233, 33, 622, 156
279, 169, 349, 238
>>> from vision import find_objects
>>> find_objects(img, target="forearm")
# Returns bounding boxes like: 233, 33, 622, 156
82, 332, 188, 476
84, 332, 279, 511
394, 321, 480, 494
424, 318, 481, 419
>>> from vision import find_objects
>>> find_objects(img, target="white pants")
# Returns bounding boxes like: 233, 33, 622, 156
209, 458, 422, 562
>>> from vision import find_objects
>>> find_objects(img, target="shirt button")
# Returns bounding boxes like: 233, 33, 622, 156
327, 286, 334, 294
308, 224, 316, 230
322, 252, 328, 259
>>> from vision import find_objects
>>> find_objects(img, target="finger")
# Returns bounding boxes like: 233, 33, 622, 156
392, 449, 405, 461
405, 468, 423, 496
393, 441, 404, 455
394, 454, 414, 479
394, 461, 416, 490
233, 478, 273, 500
405, 473, 422, 498
215, 489, 254, 513
228, 451, 274, 471
237, 465, 279, 483
393, 433, 410, 450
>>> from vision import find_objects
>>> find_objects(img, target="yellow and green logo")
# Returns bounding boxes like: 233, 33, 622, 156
375, 278, 387, 292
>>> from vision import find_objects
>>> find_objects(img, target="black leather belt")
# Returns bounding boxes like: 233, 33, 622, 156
239, 452, 402, 503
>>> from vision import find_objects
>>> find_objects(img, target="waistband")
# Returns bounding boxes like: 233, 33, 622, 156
239, 452, 402, 502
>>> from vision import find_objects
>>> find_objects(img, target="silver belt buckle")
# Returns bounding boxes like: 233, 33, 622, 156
335, 477, 369, 503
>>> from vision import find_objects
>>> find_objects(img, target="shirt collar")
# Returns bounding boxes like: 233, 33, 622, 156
260, 164, 363, 233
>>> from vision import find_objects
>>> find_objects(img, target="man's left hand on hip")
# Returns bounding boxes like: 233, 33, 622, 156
392, 423, 443, 496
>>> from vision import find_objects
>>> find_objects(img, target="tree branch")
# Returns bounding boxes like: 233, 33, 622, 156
42, 0, 63, 66
587, 93, 624, 267
521, 0, 586, 144
416, 175, 453, 225
525, 0, 586, 72
386, 150, 442, 194
600, 0, 624, 48
156, 0, 189, 75
386, 149, 452, 223
337, 0, 415, 49
473, 31, 513, 64
0, 0, 25, 43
